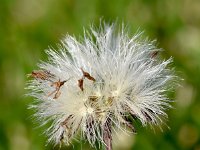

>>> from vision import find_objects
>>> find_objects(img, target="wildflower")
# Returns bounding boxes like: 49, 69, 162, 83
27, 23, 175, 150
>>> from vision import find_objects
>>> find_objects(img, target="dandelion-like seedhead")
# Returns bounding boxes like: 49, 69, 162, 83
27, 23, 175, 149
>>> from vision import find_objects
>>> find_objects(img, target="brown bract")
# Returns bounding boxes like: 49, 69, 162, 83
78, 79, 84, 91
48, 79, 68, 99
81, 68, 96, 82
28, 70, 55, 81
78, 68, 96, 91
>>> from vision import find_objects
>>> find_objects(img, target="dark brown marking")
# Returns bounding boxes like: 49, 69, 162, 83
123, 116, 136, 133
151, 51, 159, 58
48, 79, 68, 99
142, 111, 152, 122
78, 78, 84, 91
61, 115, 73, 127
103, 117, 112, 150
28, 70, 54, 81
77, 68, 96, 91
81, 68, 96, 82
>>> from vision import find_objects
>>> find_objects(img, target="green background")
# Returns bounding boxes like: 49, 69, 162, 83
0, 0, 200, 149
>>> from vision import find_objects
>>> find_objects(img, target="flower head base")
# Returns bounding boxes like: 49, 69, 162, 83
27, 23, 174, 149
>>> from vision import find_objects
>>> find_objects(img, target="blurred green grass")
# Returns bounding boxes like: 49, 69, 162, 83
0, 0, 200, 149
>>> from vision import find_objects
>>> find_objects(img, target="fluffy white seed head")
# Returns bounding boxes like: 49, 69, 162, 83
27, 23, 175, 147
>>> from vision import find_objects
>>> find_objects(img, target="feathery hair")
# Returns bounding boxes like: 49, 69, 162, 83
27, 23, 175, 150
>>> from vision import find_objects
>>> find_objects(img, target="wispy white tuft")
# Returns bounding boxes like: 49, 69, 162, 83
26, 23, 175, 148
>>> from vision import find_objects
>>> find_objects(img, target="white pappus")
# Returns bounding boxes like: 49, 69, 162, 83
27, 23, 175, 150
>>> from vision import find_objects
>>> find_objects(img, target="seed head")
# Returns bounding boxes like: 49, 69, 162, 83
27, 23, 175, 149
